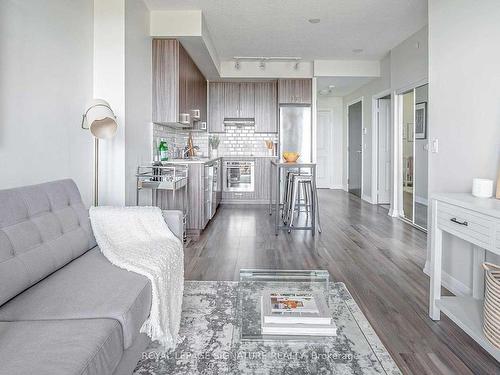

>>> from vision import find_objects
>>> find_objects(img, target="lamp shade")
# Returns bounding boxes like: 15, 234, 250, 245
84, 99, 118, 139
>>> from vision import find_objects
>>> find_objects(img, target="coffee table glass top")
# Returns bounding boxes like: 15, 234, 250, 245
237, 269, 330, 341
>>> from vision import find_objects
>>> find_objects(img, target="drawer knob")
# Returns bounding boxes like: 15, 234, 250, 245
450, 217, 468, 226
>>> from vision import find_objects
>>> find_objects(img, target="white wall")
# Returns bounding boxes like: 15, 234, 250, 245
391, 27, 429, 91
94, 0, 152, 206
427, 0, 500, 293
94, 0, 126, 206
342, 26, 428, 203
0, 0, 94, 204
125, 0, 152, 205
317, 96, 343, 188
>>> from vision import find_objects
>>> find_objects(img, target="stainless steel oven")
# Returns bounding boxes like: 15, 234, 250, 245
224, 160, 254, 192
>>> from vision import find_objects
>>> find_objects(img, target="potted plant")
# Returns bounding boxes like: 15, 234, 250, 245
209, 135, 220, 158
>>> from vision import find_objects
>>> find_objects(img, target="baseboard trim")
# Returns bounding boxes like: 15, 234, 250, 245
361, 194, 373, 204
423, 263, 471, 296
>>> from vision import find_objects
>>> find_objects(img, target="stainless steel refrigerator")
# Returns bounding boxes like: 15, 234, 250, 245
279, 106, 312, 163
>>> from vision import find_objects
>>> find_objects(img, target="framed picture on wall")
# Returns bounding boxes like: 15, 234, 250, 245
415, 102, 427, 139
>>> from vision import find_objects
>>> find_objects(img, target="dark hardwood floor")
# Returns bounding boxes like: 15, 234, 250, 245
184, 190, 500, 374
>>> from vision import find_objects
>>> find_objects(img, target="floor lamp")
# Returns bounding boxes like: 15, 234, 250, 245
81, 99, 118, 206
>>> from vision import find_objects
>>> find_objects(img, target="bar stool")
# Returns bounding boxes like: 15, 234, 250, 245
282, 170, 298, 224
287, 174, 322, 233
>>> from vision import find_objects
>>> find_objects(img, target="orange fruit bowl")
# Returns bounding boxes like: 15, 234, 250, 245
282, 152, 300, 163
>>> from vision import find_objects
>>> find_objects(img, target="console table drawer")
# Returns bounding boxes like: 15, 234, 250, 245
437, 201, 493, 247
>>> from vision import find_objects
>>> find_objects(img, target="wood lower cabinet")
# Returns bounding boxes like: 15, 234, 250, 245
186, 164, 205, 231
278, 79, 312, 105
208, 82, 225, 133
254, 81, 277, 133
255, 157, 276, 201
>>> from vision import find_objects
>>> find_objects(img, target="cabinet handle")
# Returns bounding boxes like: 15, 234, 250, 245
450, 217, 468, 226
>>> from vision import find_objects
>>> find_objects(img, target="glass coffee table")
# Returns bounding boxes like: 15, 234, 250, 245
237, 269, 330, 341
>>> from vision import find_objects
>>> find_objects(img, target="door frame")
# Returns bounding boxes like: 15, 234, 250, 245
371, 89, 393, 206
316, 108, 334, 188
346, 97, 364, 199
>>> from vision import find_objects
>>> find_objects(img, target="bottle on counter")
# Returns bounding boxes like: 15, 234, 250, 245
158, 139, 169, 162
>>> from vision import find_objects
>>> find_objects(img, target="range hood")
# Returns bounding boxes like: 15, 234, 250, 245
223, 118, 255, 125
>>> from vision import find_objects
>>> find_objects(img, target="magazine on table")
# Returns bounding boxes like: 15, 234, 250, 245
261, 292, 332, 325
260, 295, 337, 336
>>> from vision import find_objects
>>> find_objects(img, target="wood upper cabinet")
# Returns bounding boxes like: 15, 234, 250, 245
254, 81, 277, 133
278, 79, 312, 104
239, 82, 255, 118
223, 82, 240, 118
222, 82, 255, 118
152, 39, 179, 124
152, 39, 207, 127
208, 82, 225, 133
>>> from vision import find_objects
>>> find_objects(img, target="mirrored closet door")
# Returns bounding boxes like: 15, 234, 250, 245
400, 84, 428, 230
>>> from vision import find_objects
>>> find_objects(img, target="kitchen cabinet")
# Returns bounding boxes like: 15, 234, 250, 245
278, 79, 312, 104
208, 82, 225, 133
254, 81, 277, 133
223, 82, 241, 118
152, 39, 207, 127
223, 82, 255, 119
239, 82, 255, 118
254, 157, 278, 202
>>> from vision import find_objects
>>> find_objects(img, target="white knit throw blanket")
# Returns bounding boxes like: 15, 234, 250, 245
89, 206, 184, 350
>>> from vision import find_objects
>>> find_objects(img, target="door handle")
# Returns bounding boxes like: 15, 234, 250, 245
356, 150, 362, 153
450, 217, 468, 226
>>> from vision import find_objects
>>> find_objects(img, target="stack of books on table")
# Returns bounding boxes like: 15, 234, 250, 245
260, 292, 337, 336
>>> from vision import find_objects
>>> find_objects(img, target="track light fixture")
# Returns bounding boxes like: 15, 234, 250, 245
232, 56, 302, 71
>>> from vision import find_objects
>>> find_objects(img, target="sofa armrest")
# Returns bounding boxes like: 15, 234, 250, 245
161, 210, 184, 241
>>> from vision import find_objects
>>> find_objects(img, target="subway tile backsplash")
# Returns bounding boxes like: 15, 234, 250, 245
153, 124, 277, 158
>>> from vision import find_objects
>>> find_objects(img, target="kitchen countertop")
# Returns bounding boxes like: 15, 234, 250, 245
156, 155, 277, 164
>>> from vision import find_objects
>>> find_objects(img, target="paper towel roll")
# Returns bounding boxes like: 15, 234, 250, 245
472, 178, 494, 198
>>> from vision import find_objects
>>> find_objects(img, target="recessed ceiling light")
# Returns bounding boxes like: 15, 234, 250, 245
328, 85, 335, 89
308, 18, 320, 24
352, 48, 364, 54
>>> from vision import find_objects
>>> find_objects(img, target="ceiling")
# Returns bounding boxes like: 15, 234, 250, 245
317, 76, 375, 97
144, 0, 427, 61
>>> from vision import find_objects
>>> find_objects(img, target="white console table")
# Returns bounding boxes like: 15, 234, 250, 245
429, 193, 500, 361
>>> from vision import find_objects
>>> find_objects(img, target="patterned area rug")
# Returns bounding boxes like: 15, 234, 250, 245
134, 281, 401, 375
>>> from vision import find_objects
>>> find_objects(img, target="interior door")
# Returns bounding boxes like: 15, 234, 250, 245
377, 98, 391, 204
316, 110, 333, 188
348, 101, 363, 197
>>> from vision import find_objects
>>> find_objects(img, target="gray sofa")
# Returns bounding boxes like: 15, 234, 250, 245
0, 179, 183, 375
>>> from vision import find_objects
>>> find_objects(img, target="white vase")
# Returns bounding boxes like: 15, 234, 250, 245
211, 148, 218, 158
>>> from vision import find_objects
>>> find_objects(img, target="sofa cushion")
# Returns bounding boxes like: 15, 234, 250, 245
0, 319, 123, 375
0, 179, 96, 305
0, 248, 152, 350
